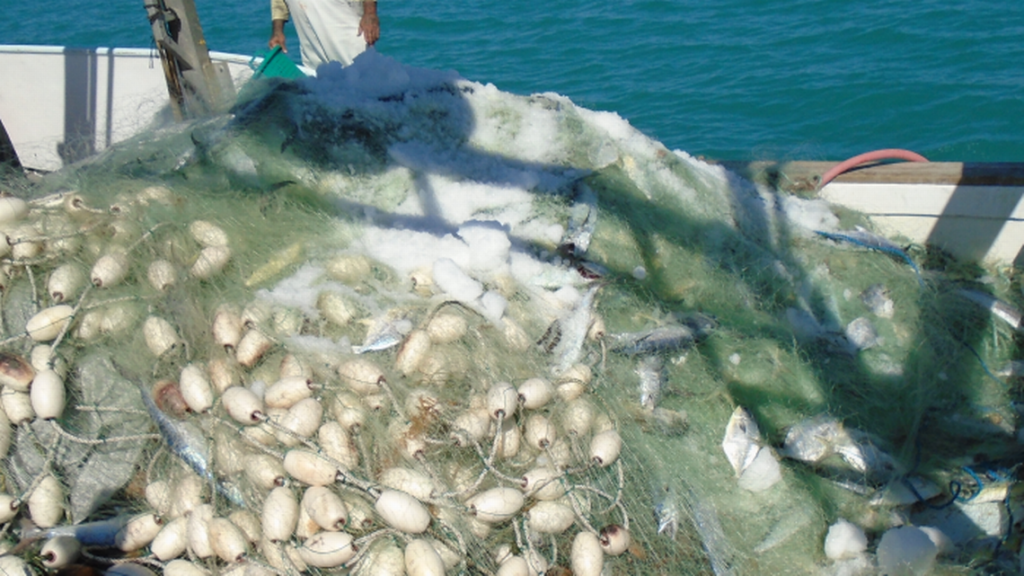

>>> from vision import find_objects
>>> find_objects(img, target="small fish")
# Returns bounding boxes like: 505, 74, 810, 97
722, 407, 762, 477
833, 430, 901, 482
546, 284, 601, 375
816, 226, 923, 286
681, 486, 737, 576
861, 284, 895, 318
651, 480, 680, 540
637, 355, 665, 412
22, 517, 128, 546
958, 288, 1023, 331
353, 312, 413, 354
559, 183, 598, 259
137, 380, 245, 506
844, 317, 882, 351
778, 415, 844, 464
610, 325, 698, 356
781, 415, 900, 482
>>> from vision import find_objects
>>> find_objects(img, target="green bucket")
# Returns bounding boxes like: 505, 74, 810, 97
249, 46, 306, 80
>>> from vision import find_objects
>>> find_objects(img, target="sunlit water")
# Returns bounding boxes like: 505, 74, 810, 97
3, 0, 1023, 161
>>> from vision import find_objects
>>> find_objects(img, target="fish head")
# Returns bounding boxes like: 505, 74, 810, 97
722, 406, 762, 477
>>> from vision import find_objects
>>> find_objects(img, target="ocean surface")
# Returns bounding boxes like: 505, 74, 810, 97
3, 0, 1023, 162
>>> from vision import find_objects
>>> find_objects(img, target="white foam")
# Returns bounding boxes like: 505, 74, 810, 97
876, 526, 937, 576
432, 257, 484, 303
255, 264, 325, 317
824, 519, 868, 560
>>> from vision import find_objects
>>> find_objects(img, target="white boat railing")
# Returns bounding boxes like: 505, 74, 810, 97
0, 45, 265, 172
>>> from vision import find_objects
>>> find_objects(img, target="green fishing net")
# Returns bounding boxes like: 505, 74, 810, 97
0, 52, 1020, 576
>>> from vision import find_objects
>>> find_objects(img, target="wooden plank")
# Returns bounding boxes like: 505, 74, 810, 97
716, 160, 1024, 192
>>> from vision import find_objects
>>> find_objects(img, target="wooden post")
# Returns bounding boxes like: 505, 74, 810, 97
143, 0, 236, 119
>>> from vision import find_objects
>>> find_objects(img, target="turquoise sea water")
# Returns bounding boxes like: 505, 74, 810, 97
3, 0, 1023, 162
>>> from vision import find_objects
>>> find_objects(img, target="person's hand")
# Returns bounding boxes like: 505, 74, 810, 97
359, 2, 380, 46
269, 20, 288, 52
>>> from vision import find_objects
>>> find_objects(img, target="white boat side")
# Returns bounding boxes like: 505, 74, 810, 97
2, 45, 1023, 266
0, 45, 307, 172
723, 161, 1024, 266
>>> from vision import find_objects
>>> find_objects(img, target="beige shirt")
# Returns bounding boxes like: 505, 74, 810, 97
271, 0, 289, 21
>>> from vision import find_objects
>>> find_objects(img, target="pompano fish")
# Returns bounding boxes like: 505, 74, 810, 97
722, 407, 762, 477
780, 415, 900, 482
957, 288, 1023, 331
834, 429, 901, 482
779, 414, 845, 464
637, 355, 665, 412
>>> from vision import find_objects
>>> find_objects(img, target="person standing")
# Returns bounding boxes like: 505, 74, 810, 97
269, 0, 379, 69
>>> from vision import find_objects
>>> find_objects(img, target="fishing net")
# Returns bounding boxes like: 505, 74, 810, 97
0, 51, 1021, 576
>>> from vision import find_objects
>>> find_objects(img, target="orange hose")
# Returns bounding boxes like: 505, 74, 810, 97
818, 149, 928, 189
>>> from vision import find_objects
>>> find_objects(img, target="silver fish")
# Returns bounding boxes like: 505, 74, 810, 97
958, 288, 1023, 330
353, 313, 413, 354
781, 415, 900, 483
779, 414, 844, 464
651, 480, 680, 540
137, 383, 245, 506
637, 355, 665, 412
816, 226, 922, 284
545, 284, 601, 375
682, 486, 737, 576
611, 324, 698, 356
23, 517, 128, 546
560, 183, 598, 259
722, 406, 762, 477
834, 429, 901, 482
861, 283, 895, 318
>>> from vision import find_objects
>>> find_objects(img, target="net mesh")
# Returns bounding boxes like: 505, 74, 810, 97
0, 53, 1020, 576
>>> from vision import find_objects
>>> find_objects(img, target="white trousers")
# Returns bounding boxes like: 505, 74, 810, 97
286, 0, 367, 69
